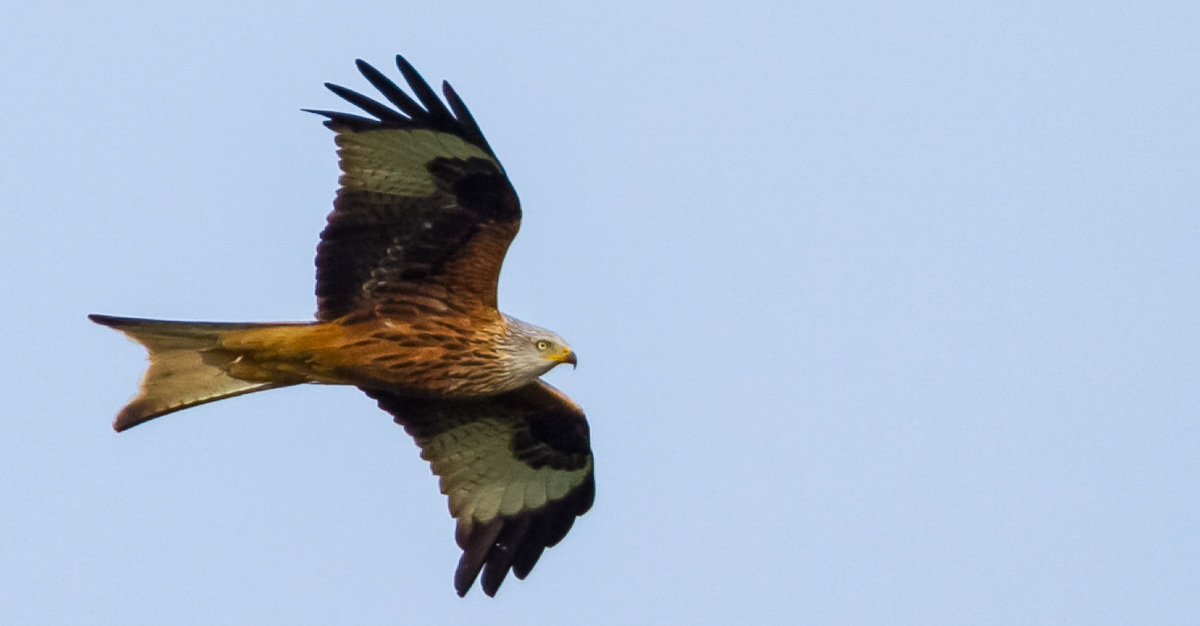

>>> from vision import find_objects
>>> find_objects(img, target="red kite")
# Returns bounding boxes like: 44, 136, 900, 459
90, 55, 593, 597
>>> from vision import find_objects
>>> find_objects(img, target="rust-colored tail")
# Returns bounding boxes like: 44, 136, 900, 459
89, 314, 293, 431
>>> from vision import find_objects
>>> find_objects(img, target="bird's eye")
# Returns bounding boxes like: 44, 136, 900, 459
536, 340, 550, 351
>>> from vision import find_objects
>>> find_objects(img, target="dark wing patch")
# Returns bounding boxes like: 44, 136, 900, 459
364, 381, 595, 597
308, 56, 521, 320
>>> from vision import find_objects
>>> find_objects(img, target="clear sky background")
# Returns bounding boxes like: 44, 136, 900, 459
3, 1, 1198, 624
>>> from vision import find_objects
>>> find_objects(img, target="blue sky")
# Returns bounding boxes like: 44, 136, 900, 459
3, 1, 1198, 624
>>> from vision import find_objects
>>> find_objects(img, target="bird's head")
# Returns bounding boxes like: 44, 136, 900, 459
502, 315, 577, 378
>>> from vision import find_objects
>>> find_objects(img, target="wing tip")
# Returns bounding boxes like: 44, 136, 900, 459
450, 472, 595, 597
309, 54, 496, 155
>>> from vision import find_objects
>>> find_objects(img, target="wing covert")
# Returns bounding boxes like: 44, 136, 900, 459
364, 381, 595, 597
308, 56, 521, 320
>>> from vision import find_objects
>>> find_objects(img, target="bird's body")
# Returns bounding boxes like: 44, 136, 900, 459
90, 54, 593, 597
193, 312, 554, 397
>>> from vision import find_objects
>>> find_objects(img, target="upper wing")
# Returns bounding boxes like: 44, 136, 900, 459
364, 381, 595, 597
307, 56, 521, 321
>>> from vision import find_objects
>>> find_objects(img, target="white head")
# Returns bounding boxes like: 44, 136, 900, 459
497, 314, 577, 386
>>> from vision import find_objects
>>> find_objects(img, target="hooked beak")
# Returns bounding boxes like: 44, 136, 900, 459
554, 349, 578, 369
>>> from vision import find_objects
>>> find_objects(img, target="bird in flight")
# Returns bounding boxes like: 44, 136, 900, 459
90, 55, 594, 597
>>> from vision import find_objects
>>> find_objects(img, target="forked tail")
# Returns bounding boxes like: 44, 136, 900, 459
89, 314, 291, 431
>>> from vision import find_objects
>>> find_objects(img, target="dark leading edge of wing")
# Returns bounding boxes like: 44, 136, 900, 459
365, 383, 595, 597
304, 55, 497, 158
